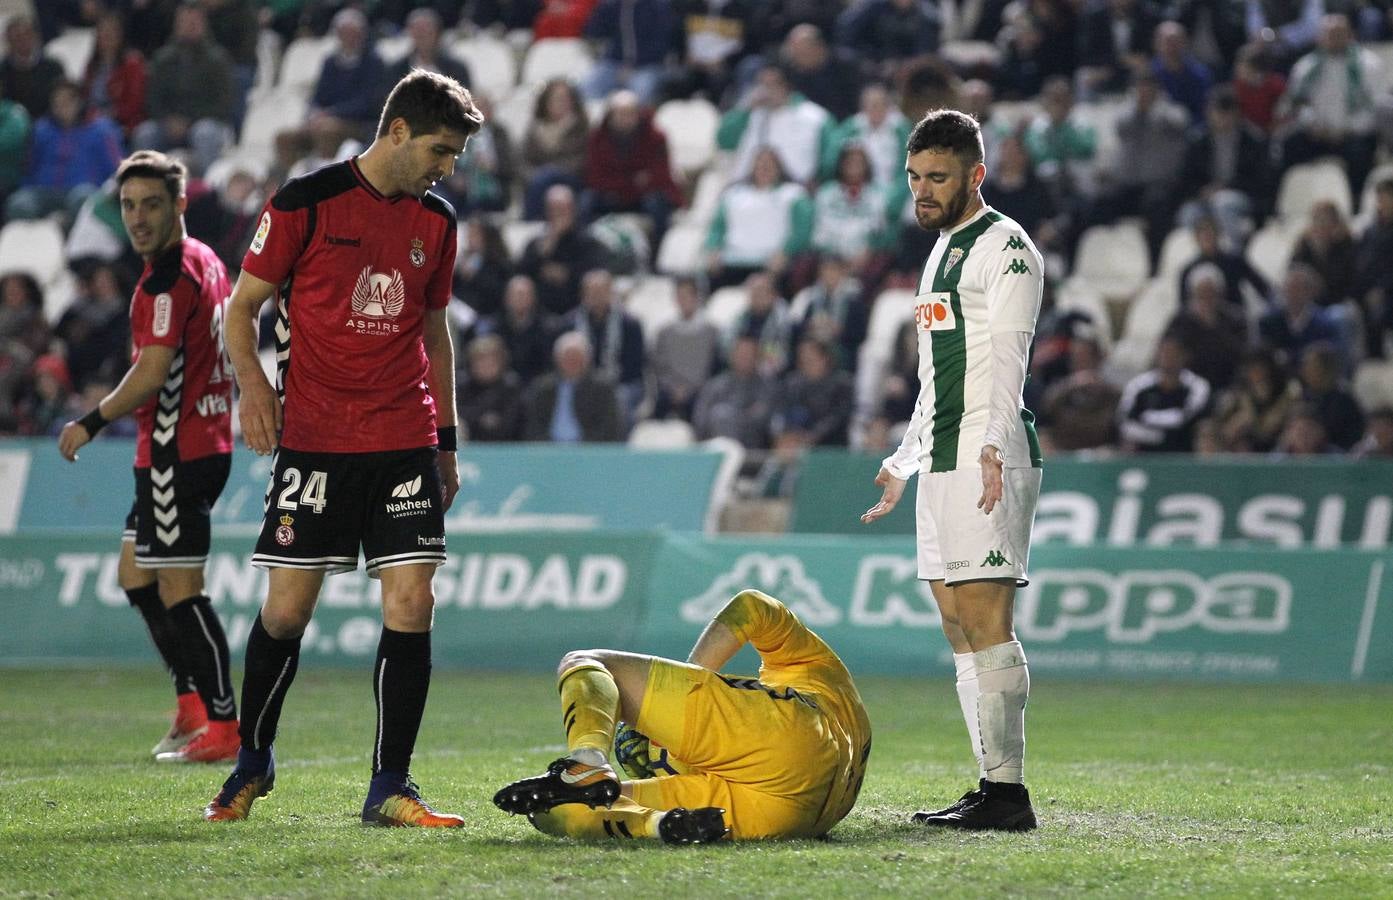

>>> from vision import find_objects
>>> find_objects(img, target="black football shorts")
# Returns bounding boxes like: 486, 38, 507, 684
251, 446, 447, 578
124, 453, 232, 568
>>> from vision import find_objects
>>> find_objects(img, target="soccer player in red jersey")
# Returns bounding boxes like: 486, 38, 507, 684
58, 150, 240, 764
204, 71, 482, 827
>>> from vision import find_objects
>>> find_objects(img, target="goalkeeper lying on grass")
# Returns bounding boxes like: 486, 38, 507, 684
493, 589, 872, 843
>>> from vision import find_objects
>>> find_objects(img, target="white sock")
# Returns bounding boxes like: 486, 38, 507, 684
952, 652, 986, 779
569, 746, 609, 768
973, 640, 1029, 785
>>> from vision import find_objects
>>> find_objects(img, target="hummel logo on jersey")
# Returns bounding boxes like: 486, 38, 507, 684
982, 550, 1010, 567
391, 476, 423, 498
1003, 258, 1031, 275
1005, 235, 1027, 250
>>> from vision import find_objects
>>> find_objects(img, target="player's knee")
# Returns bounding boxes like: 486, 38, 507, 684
557, 649, 606, 679
260, 604, 313, 639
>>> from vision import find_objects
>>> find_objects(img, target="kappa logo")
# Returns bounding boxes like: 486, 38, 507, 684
982, 550, 1011, 567
1003, 258, 1032, 275
1005, 235, 1027, 251
392, 476, 423, 498
250, 212, 270, 255
678, 554, 842, 625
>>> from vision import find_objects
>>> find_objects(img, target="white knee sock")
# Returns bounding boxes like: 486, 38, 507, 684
973, 640, 1029, 785
952, 652, 985, 779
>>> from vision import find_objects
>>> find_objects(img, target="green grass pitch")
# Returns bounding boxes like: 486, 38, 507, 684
1, 669, 1390, 898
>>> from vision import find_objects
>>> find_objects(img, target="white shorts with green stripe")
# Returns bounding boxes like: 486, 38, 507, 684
914, 465, 1042, 586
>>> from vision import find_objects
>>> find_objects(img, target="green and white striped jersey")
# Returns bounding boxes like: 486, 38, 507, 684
885, 206, 1045, 476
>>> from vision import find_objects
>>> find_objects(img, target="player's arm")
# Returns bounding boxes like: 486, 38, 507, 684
422, 306, 459, 512
688, 589, 835, 672
58, 344, 177, 461
862, 395, 923, 524
225, 269, 280, 456
978, 230, 1044, 514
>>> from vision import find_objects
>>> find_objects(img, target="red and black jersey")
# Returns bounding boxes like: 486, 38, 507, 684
241, 157, 457, 454
130, 237, 235, 468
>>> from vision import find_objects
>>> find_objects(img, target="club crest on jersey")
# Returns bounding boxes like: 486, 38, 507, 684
944, 248, 964, 273
410, 237, 426, 268
914, 291, 958, 333
250, 212, 271, 255
275, 514, 295, 546
345, 266, 405, 334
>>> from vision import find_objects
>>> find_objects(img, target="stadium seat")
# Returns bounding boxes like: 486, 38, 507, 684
1057, 277, 1114, 348
1157, 225, 1199, 279
656, 222, 706, 276
237, 88, 309, 159
854, 288, 915, 416
45, 27, 93, 81
1276, 159, 1353, 224
248, 28, 284, 100
277, 35, 335, 95
501, 220, 545, 258
623, 274, 678, 345
452, 34, 518, 101
0, 218, 66, 288
1245, 220, 1299, 285
655, 98, 719, 176
375, 33, 412, 65
1353, 359, 1393, 412
1120, 276, 1179, 346
628, 418, 696, 448
490, 83, 539, 146
703, 285, 748, 333
1072, 222, 1149, 301
520, 38, 594, 88
680, 167, 727, 229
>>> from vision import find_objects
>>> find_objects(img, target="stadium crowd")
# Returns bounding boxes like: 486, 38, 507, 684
2, 0, 1392, 471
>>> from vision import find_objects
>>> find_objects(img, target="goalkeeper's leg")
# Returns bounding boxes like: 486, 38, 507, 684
528, 795, 727, 844
494, 650, 656, 815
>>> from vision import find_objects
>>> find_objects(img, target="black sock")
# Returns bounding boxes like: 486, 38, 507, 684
372, 628, 431, 777
167, 595, 238, 721
127, 584, 196, 695
238, 613, 301, 751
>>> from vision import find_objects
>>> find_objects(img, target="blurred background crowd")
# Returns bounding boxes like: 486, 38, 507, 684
1, 0, 1392, 488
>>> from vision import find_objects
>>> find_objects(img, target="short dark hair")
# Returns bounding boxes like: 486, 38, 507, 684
377, 69, 484, 139
116, 150, 187, 200
906, 108, 984, 165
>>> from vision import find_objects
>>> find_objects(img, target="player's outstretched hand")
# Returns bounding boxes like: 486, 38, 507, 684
977, 444, 1004, 515
57, 421, 91, 462
238, 376, 282, 456
436, 450, 459, 512
861, 466, 905, 524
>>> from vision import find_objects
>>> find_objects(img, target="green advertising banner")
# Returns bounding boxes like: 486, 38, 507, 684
2, 531, 1389, 683
638, 535, 1393, 682
792, 450, 1393, 548
0, 439, 733, 534
0, 532, 661, 670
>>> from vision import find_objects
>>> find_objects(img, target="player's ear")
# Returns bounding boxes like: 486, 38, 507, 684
175, 193, 188, 215
970, 161, 986, 192
388, 116, 412, 145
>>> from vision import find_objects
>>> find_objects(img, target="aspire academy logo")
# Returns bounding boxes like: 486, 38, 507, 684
346, 267, 405, 334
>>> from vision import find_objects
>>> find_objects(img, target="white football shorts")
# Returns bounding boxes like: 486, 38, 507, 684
914, 465, 1042, 586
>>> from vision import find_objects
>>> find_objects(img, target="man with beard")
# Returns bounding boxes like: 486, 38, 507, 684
860, 109, 1044, 832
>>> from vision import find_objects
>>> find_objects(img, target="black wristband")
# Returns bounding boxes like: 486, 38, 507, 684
78, 407, 108, 437
436, 425, 457, 452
